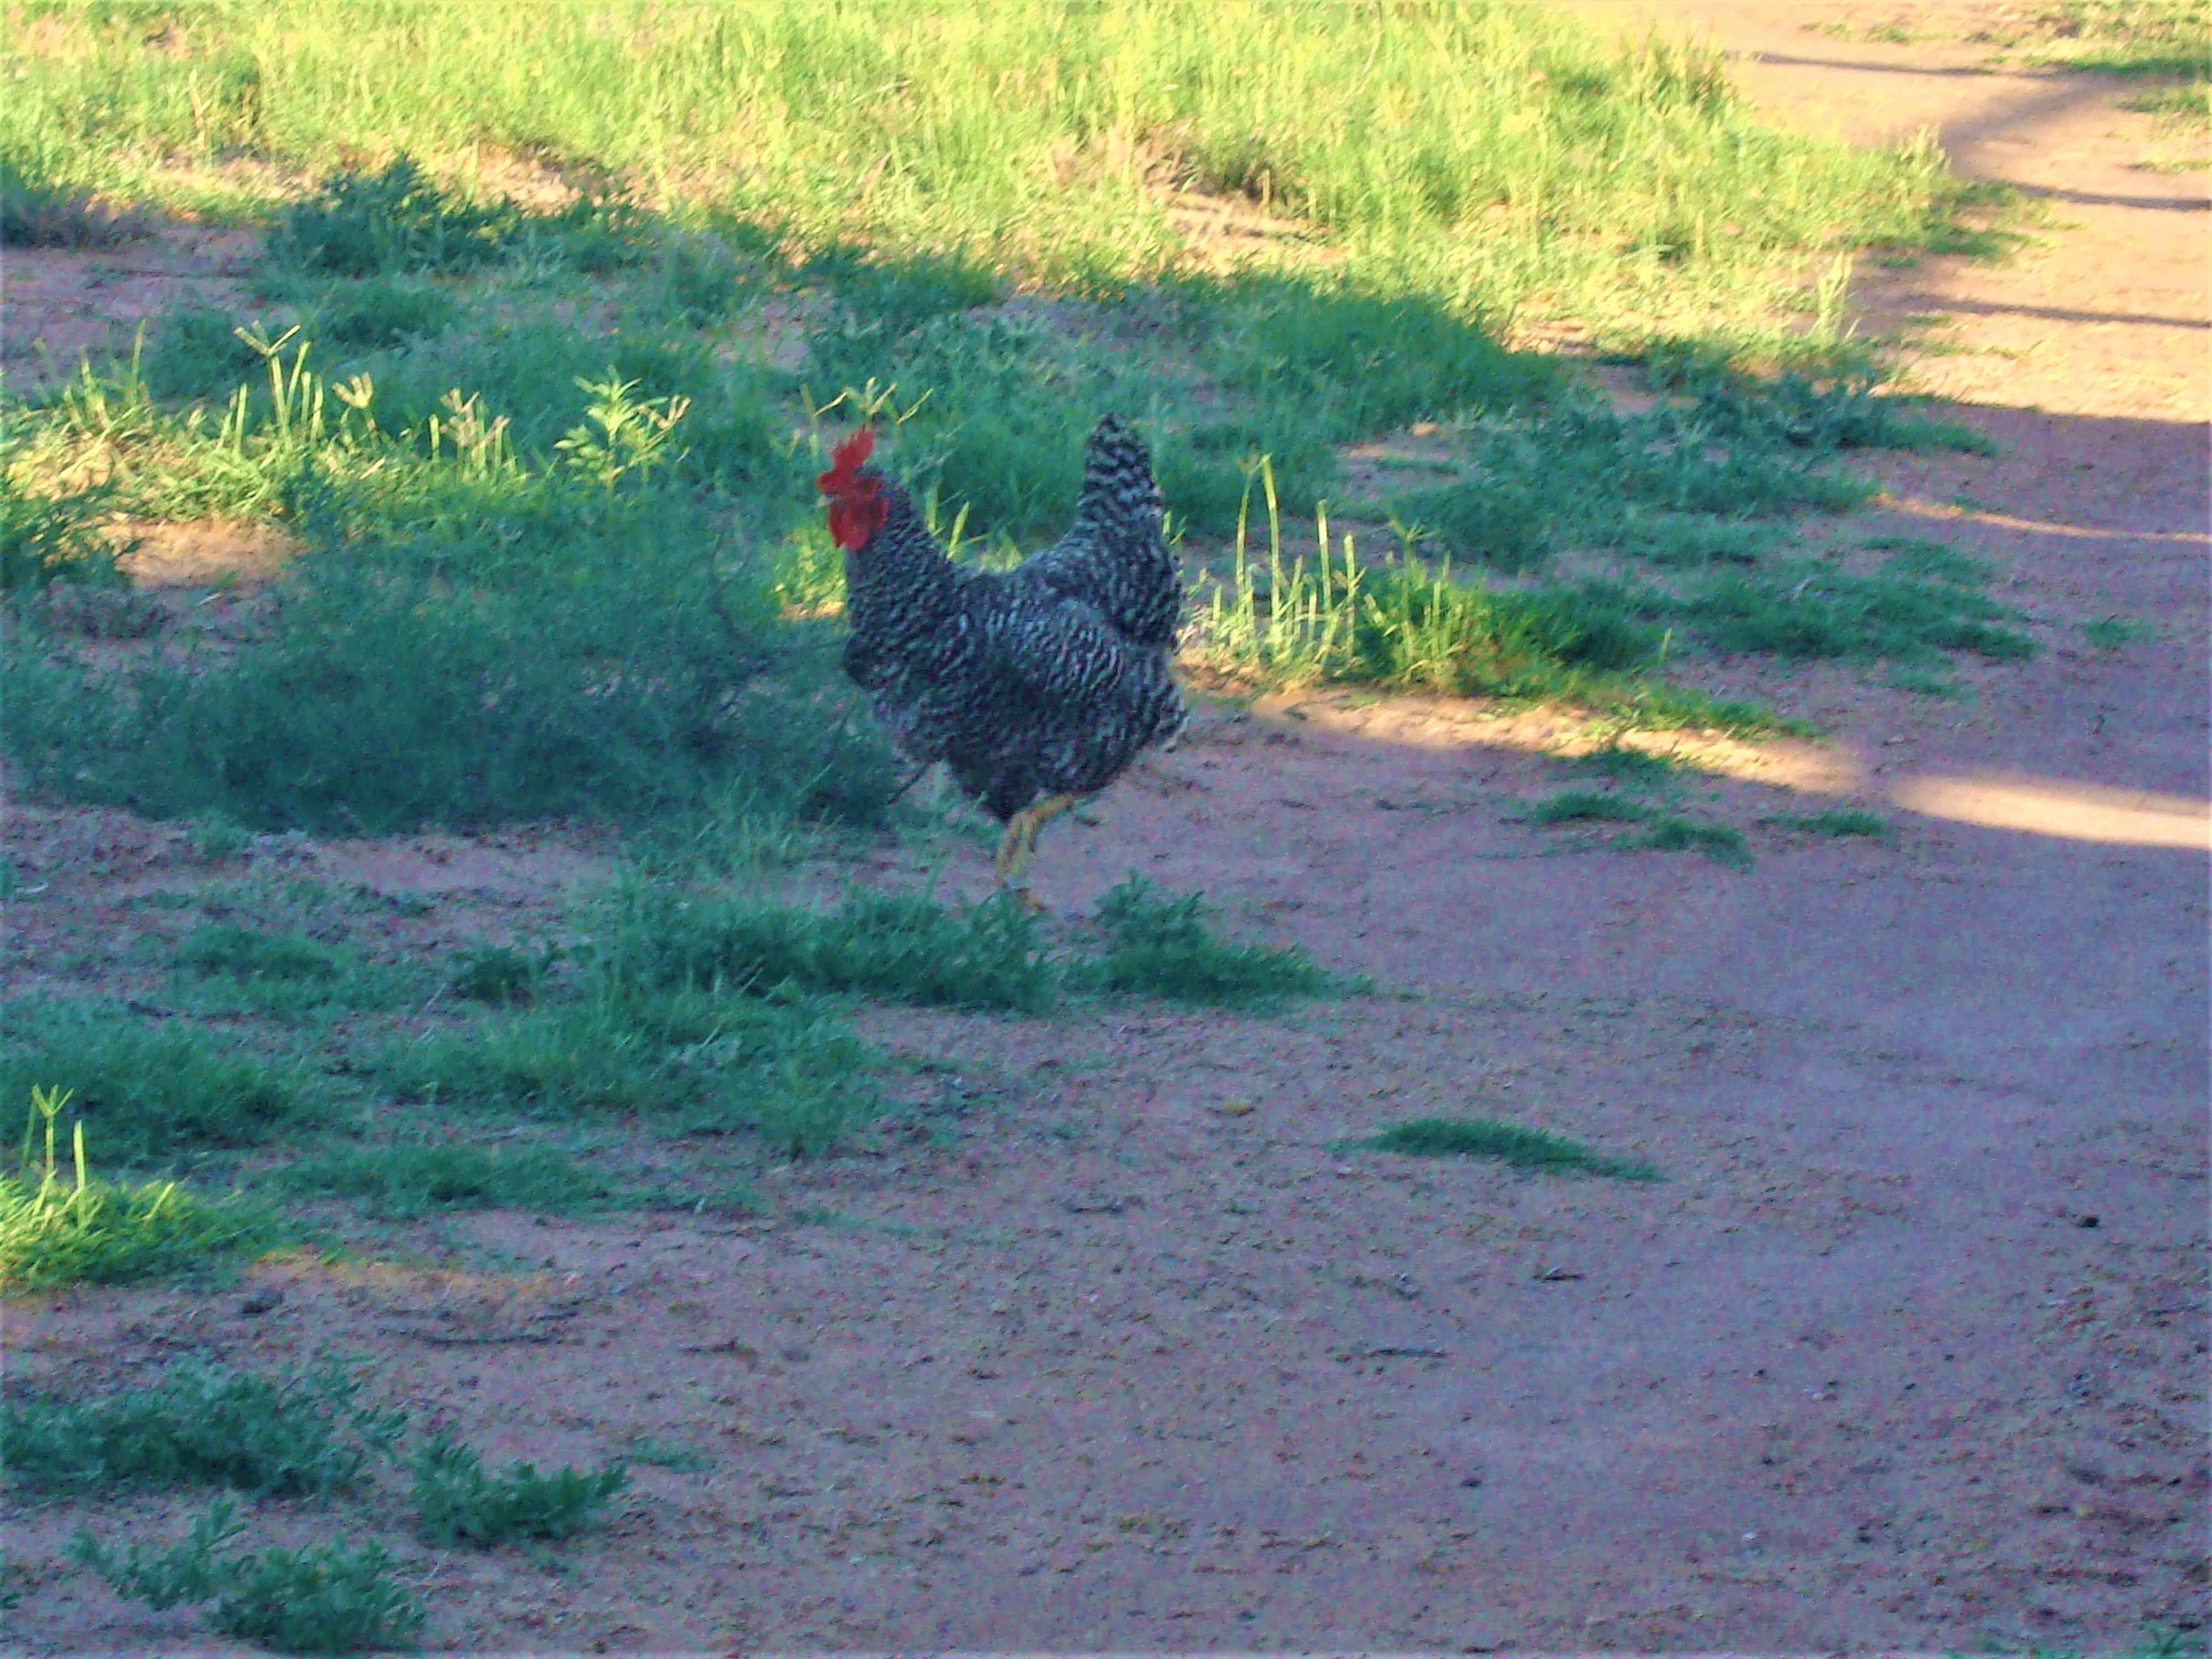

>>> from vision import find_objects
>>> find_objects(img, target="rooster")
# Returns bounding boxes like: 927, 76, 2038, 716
816, 415, 1185, 907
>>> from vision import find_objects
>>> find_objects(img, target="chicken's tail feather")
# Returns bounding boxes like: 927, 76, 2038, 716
1077, 413, 1162, 533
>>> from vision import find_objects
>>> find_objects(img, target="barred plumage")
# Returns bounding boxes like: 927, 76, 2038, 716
820, 415, 1186, 901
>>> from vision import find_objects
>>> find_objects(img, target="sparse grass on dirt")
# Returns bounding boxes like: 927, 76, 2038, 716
1353, 1115, 1663, 1180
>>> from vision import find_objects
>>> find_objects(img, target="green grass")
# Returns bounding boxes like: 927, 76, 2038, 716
1670, 558, 2037, 664
1, 1090, 288, 1290
1991, 1, 2210, 88
0, 152, 144, 247
594, 880, 1058, 1014
279, 1141, 619, 1218
1188, 468, 1787, 736
0, 472, 126, 591
71, 1500, 426, 1655
1352, 1115, 1662, 1180
0, 1000, 337, 1166
0, 1, 1997, 345
2, 1357, 404, 1496
1073, 875, 1342, 1007
1523, 789, 1654, 826
2082, 614, 2157, 650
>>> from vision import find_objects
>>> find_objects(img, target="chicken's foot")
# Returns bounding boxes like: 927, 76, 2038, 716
993, 792, 1083, 911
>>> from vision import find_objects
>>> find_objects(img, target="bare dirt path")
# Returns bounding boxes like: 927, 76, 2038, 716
7, 6, 2207, 1654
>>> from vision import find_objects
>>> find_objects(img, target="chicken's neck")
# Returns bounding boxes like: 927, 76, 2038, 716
844, 486, 960, 641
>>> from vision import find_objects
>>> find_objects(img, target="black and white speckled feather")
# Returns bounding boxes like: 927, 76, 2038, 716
838, 414, 1186, 823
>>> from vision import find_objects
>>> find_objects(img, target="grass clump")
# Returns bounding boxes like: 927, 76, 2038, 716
280, 1142, 616, 1218
1635, 812, 1754, 869
597, 880, 1057, 1013
0, 1088, 288, 1290
71, 1500, 425, 1655
1522, 790, 1653, 827
444, 942, 545, 1004
410, 1433, 626, 1547
2081, 614, 2156, 651
0, 1000, 335, 1164
1073, 875, 1338, 1008
1354, 1115, 1661, 1180
379, 989, 873, 1156
2, 1357, 404, 1496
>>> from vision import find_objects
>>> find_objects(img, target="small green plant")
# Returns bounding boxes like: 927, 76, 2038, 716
2, 1357, 405, 1495
2082, 614, 2156, 651
554, 373, 692, 492
0, 1087, 286, 1289
1074, 875, 1338, 1006
1762, 808, 1893, 841
410, 1433, 627, 1547
1353, 1115, 1661, 1180
71, 1499, 425, 1655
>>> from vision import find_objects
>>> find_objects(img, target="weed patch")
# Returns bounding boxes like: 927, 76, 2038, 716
2, 1357, 404, 1496
1522, 790, 1653, 827
1635, 812, 1755, 869
410, 1434, 627, 1547
0, 154, 144, 247
378, 989, 874, 1156
71, 1500, 425, 1655
1353, 1115, 1661, 1180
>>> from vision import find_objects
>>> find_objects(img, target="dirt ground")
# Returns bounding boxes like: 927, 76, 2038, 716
3, 4, 2207, 1654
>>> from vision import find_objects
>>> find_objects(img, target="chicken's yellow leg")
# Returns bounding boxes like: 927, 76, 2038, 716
993, 792, 1082, 911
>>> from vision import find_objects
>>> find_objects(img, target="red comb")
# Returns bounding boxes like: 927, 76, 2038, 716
816, 425, 876, 494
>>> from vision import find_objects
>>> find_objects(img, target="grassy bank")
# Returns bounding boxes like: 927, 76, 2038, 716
2, 0, 1996, 347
